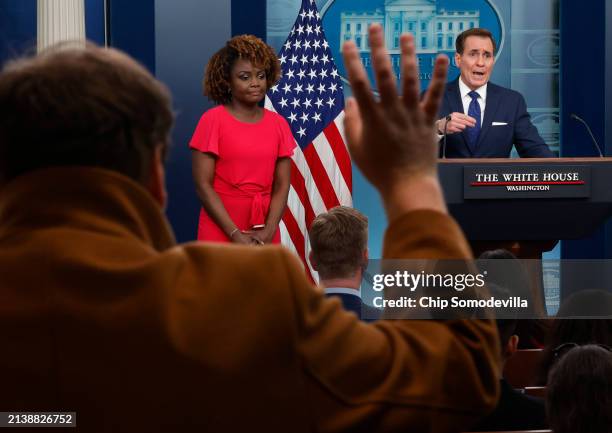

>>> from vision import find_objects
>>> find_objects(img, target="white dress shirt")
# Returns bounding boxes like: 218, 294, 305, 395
458, 77, 487, 125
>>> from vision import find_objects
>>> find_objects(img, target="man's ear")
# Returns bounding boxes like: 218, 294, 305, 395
309, 251, 318, 271
147, 145, 167, 209
362, 248, 369, 267
505, 334, 519, 359
454, 52, 462, 68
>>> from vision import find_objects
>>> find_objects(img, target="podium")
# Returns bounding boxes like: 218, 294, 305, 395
438, 157, 612, 314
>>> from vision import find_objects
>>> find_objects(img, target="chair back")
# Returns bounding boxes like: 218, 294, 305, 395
504, 349, 544, 388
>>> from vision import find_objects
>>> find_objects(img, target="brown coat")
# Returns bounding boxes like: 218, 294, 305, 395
0, 167, 499, 432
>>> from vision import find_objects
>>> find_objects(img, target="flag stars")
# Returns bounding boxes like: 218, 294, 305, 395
270, 4, 345, 134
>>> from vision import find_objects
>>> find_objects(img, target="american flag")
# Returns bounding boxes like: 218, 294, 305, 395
265, 0, 352, 282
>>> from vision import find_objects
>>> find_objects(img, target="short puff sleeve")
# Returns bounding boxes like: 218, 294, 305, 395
189, 108, 221, 156
275, 113, 297, 158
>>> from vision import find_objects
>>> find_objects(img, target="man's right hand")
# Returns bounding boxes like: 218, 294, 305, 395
436, 112, 477, 134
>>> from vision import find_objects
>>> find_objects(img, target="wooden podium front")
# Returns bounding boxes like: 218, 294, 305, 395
438, 157, 612, 314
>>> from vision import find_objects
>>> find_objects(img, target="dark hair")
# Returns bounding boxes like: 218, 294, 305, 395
0, 44, 174, 184
455, 28, 497, 55
309, 206, 368, 280
538, 290, 612, 384
477, 249, 551, 349
478, 249, 515, 260
477, 249, 536, 316
203, 35, 280, 105
488, 283, 517, 351
547, 344, 612, 433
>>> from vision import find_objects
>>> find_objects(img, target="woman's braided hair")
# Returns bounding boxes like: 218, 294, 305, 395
203, 35, 281, 105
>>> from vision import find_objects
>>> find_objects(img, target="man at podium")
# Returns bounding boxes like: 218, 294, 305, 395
435, 28, 554, 159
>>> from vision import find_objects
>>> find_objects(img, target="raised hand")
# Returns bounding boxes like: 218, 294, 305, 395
342, 24, 450, 219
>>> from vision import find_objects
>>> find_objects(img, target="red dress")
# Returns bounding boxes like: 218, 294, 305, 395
190, 106, 296, 243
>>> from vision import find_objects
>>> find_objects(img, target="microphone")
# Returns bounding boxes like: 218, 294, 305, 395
570, 113, 604, 157
441, 114, 451, 159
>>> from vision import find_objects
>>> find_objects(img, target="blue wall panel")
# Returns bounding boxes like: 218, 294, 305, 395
0, 0, 36, 66
108, 0, 155, 72
85, 0, 106, 45
232, 0, 266, 38
560, 0, 610, 260
560, 1, 605, 159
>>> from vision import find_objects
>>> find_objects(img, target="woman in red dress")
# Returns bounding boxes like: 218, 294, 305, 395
191, 35, 295, 245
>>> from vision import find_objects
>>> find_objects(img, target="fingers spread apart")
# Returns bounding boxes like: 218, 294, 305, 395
421, 54, 449, 125
342, 40, 376, 123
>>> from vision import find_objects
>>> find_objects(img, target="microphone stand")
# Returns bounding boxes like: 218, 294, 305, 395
570, 113, 604, 157
442, 115, 451, 159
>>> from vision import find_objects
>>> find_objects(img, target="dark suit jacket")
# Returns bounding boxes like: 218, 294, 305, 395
0, 167, 500, 432
324, 290, 381, 322
438, 79, 554, 158
472, 378, 547, 432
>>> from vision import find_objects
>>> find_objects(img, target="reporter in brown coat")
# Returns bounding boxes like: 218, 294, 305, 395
0, 25, 499, 433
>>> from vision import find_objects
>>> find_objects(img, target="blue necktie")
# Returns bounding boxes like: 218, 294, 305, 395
466, 90, 481, 149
